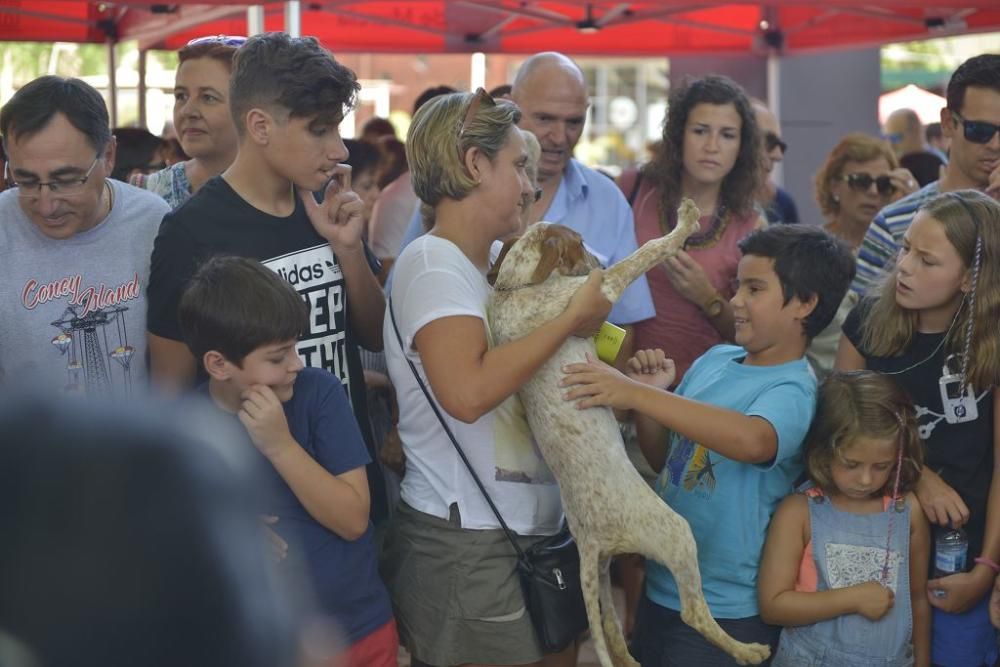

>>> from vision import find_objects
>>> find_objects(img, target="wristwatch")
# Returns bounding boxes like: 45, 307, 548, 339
701, 291, 725, 318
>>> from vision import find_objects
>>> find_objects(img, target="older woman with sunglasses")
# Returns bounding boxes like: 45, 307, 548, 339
380, 89, 609, 667
132, 36, 243, 209
806, 132, 917, 376
814, 132, 918, 250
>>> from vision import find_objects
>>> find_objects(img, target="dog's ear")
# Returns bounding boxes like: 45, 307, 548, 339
530, 225, 593, 283
487, 236, 519, 286
530, 234, 567, 285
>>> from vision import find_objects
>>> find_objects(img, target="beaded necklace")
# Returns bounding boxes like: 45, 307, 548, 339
659, 204, 728, 250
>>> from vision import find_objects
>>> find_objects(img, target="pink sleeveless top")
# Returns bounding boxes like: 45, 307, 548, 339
623, 171, 759, 383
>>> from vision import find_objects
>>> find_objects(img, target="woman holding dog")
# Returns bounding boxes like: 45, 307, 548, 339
619, 75, 765, 385
380, 89, 610, 667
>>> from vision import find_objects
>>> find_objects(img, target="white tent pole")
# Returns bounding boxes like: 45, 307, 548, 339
470, 52, 485, 91
285, 1, 301, 37
767, 52, 782, 186
138, 48, 148, 130
247, 6, 265, 35
107, 39, 118, 128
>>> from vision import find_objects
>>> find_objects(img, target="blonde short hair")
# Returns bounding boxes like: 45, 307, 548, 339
406, 91, 521, 225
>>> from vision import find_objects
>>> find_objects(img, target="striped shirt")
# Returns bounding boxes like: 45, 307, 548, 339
851, 182, 940, 297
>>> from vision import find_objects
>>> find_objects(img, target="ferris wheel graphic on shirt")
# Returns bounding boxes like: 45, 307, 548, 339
49, 304, 136, 395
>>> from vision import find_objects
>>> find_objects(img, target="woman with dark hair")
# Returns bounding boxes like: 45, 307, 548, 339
111, 127, 167, 182
619, 74, 765, 386
132, 36, 243, 208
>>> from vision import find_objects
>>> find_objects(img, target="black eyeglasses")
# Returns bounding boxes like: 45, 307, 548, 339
6, 153, 102, 199
186, 35, 247, 47
458, 87, 496, 140
843, 172, 895, 197
765, 132, 787, 154
951, 110, 1000, 145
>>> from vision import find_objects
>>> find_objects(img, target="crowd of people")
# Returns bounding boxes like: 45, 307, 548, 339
0, 30, 999, 667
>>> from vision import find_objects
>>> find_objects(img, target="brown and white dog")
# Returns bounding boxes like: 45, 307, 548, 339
487, 199, 770, 667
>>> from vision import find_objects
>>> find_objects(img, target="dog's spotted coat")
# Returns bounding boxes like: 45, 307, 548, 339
488, 199, 771, 667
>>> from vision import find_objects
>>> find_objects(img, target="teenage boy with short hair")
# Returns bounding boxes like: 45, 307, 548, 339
561, 225, 856, 664
179, 255, 396, 665
147, 32, 387, 520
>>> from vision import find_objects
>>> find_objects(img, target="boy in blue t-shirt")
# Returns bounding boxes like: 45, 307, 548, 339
562, 225, 855, 665
178, 256, 396, 665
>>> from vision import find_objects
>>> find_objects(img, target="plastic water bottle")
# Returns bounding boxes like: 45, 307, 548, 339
934, 526, 968, 578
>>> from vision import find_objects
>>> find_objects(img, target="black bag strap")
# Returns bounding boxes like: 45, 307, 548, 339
387, 295, 528, 562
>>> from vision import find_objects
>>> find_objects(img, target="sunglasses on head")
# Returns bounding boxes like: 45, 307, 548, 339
951, 110, 1000, 145
843, 172, 895, 196
458, 87, 496, 140
765, 132, 787, 154
186, 35, 247, 47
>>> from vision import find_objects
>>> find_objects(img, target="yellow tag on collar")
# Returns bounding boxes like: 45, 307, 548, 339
593, 322, 626, 364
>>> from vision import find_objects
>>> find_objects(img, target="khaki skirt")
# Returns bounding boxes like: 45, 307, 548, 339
380, 501, 549, 666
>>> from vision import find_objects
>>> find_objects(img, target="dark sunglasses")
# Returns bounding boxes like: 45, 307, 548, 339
765, 132, 787, 154
186, 35, 247, 47
951, 110, 1000, 145
843, 172, 895, 196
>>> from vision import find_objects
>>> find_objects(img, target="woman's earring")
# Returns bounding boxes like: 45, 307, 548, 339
832, 194, 840, 203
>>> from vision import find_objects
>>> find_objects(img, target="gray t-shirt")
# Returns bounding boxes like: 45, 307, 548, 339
0, 179, 168, 395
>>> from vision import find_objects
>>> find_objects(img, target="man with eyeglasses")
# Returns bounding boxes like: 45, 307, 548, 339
853, 53, 1000, 296
0, 76, 170, 394
751, 99, 799, 225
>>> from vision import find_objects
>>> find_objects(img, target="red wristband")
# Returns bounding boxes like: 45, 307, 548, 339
973, 556, 1000, 574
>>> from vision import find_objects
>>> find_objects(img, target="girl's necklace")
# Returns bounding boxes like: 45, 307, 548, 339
660, 204, 728, 250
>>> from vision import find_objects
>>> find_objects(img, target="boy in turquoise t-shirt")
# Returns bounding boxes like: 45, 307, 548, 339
562, 225, 855, 665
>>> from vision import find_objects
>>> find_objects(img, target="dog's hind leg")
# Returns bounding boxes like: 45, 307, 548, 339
598, 556, 639, 667
579, 539, 615, 667
633, 505, 772, 666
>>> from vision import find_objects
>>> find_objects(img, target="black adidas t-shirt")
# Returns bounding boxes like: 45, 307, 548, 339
148, 176, 387, 521
844, 299, 994, 560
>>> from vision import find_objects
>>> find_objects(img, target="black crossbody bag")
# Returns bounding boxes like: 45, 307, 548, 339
388, 296, 588, 652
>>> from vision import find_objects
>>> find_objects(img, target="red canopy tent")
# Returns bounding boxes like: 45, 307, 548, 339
2, 1, 998, 56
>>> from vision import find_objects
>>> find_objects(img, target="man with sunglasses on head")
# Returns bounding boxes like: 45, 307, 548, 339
751, 99, 799, 224
0, 76, 170, 395
853, 53, 1000, 296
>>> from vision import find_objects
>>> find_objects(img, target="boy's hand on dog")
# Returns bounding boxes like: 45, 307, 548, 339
299, 164, 365, 253
853, 581, 894, 621
239, 385, 295, 460
565, 269, 612, 337
562, 353, 644, 411
625, 349, 675, 389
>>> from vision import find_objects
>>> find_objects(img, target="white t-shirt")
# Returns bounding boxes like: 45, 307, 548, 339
385, 235, 562, 535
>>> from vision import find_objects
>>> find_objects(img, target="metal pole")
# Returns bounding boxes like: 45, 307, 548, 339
247, 6, 265, 35
138, 49, 148, 130
285, 1, 301, 37
107, 39, 118, 127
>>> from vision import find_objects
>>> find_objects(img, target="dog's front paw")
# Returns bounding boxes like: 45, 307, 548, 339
731, 641, 771, 665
